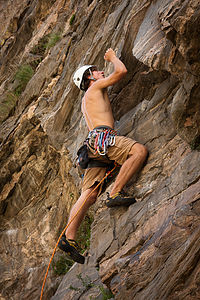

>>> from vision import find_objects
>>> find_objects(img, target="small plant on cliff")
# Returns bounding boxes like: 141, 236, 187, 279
30, 32, 61, 58
52, 255, 73, 275
76, 213, 94, 253
69, 192, 74, 201
77, 273, 94, 289
69, 273, 94, 292
98, 286, 114, 300
14, 64, 34, 96
69, 274, 114, 299
89, 286, 114, 300
69, 14, 75, 25
45, 32, 61, 49
0, 91, 17, 123
190, 135, 200, 151
30, 35, 49, 56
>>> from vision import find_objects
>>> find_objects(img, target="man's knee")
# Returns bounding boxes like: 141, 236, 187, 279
129, 143, 148, 161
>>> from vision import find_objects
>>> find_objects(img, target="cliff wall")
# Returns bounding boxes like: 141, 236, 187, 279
0, 0, 200, 299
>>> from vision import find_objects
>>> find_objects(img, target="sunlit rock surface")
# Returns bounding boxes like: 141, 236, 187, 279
0, 0, 200, 299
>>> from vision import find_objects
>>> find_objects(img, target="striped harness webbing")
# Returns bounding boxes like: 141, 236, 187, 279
87, 126, 117, 156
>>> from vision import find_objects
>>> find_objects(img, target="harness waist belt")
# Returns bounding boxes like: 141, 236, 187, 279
93, 125, 113, 130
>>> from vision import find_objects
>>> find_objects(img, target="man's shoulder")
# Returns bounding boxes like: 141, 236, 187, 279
87, 82, 104, 95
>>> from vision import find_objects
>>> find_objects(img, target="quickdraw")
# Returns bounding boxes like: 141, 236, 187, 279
87, 127, 117, 155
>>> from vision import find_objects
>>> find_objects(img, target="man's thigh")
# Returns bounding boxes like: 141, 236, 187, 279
107, 135, 137, 165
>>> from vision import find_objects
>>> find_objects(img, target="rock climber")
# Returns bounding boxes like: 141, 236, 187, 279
58, 48, 148, 264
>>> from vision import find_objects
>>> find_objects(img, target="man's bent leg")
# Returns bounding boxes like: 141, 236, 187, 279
65, 186, 98, 240
110, 143, 148, 197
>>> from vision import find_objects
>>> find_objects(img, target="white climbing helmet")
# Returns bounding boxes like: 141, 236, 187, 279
73, 65, 96, 90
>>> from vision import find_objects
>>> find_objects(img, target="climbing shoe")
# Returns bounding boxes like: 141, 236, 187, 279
58, 234, 85, 264
105, 191, 136, 207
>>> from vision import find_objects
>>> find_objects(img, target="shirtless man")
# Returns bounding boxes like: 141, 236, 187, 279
58, 48, 148, 264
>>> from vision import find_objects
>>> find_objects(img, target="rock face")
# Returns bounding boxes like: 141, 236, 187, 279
0, 0, 200, 299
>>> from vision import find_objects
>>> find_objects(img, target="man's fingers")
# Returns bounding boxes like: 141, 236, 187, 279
104, 48, 116, 61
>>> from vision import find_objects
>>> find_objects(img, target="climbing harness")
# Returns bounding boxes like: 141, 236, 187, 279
87, 126, 117, 156
76, 126, 117, 169
40, 162, 117, 300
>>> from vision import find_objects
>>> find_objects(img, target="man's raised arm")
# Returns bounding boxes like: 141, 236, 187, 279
94, 48, 127, 89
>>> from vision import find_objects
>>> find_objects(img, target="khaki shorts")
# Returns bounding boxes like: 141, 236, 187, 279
82, 135, 137, 195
